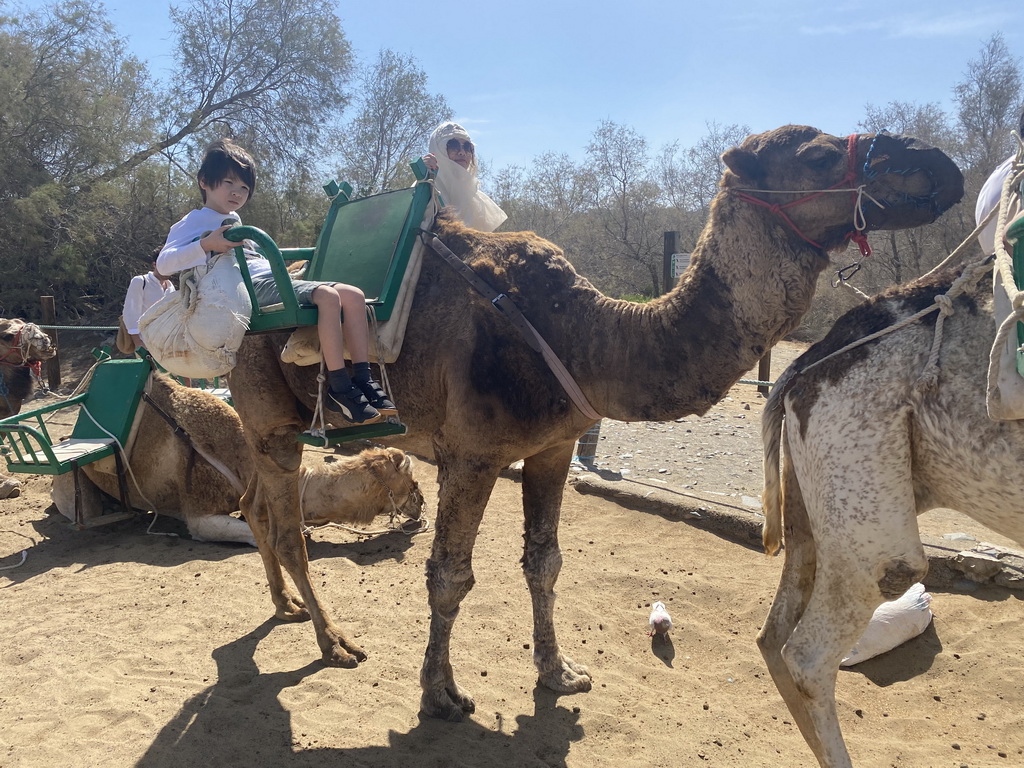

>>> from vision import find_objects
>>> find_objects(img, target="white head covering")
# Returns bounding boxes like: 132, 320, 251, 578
428, 122, 508, 232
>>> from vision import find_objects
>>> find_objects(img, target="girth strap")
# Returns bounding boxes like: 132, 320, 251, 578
422, 233, 602, 422
141, 391, 247, 496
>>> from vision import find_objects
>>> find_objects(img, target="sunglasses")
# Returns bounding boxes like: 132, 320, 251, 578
446, 139, 474, 154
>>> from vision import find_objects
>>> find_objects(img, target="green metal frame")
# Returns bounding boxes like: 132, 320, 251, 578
0, 358, 151, 475
231, 167, 434, 334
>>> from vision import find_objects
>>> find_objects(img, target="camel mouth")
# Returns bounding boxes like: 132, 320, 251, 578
858, 132, 965, 231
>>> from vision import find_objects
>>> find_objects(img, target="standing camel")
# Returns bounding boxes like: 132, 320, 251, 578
227, 126, 964, 721
758, 264, 1024, 767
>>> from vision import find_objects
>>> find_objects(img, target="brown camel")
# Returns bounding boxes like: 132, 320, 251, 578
226, 126, 964, 721
0, 318, 56, 419
78, 374, 422, 543
1, 318, 56, 498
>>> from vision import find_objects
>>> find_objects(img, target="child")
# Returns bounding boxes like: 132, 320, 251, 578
157, 138, 396, 424
121, 252, 175, 353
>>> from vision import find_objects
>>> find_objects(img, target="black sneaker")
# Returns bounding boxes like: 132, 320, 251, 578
326, 385, 380, 424
355, 379, 398, 416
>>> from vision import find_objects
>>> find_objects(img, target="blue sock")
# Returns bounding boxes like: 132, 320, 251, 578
351, 361, 371, 384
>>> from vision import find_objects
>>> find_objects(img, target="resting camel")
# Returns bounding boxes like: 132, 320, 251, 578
758, 264, 1024, 767
1, 318, 56, 498
79, 374, 423, 544
227, 125, 964, 720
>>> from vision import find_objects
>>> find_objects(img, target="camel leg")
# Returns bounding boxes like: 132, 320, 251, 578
757, 456, 822, 755
241, 431, 367, 668
776, 413, 927, 768
522, 441, 592, 693
419, 447, 499, 721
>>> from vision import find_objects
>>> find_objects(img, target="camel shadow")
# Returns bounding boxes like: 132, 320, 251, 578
305, 526, 421, 566
135, 622, 584, 768
0, 505, 248, 587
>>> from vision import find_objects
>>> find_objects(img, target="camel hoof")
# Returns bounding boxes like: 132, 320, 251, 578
420, 685, 476, 722
540, 658, 593, 694
323, 647, 362, 668
274, 598, 310, 622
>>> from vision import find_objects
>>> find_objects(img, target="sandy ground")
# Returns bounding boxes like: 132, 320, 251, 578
1, 341, 1023, 767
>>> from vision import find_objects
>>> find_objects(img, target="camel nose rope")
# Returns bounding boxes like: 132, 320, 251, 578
731, 134, 881, 257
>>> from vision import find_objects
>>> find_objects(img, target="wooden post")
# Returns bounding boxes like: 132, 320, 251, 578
663, 231, 679, 295
40, 296, 61, 388
758, 351, 771, 397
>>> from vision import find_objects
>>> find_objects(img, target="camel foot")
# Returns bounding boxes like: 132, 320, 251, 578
274, 596, 310, 623
322, 643, 367, 668
539, 655, 593, 694
420, 682, 476, 722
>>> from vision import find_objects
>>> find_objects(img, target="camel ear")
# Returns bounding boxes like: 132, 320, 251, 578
386, 447, 411, 472
721, 146, 764, 183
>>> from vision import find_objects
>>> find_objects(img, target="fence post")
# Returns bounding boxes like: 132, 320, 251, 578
758, 352, 771, 397
40, 296, 61, 388
663, 231, 680, 295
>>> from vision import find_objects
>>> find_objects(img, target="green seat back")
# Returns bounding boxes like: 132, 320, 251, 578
303, 182, 432, 322
70, 359, 150, 445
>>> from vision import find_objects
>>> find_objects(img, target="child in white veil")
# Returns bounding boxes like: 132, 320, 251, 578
423, 122, 507, 232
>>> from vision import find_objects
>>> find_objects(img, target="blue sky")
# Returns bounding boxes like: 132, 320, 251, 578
17, 0, 1024, 171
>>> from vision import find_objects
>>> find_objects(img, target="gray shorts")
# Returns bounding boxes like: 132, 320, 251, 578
250, 277, 327, 308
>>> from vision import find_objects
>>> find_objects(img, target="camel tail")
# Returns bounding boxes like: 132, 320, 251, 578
761, 366, 795, 556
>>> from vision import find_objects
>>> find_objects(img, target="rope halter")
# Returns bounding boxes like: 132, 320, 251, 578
730, 134, 883, 258
0, 325, 44, 378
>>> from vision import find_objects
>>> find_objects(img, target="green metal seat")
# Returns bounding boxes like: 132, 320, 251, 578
230, 161, 434, 334
222, 163, 433, 446
0, 357, 151, 476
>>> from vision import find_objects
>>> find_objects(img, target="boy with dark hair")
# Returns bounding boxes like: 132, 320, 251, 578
157, 138, 396, 424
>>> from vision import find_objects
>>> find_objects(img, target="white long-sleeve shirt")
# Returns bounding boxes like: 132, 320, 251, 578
157, 207, 271, 279
122, 272, 176, 334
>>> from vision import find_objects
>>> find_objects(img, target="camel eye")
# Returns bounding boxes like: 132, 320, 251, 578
798, 145, 838, 172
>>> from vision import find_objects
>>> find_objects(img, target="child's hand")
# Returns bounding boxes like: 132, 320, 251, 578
423, 153, 438, 171
199, 225, 237, 254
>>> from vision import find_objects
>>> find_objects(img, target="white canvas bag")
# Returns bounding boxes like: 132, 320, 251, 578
139, 251, 252, 378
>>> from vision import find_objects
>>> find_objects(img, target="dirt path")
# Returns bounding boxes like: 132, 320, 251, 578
0, 339, 1022, 767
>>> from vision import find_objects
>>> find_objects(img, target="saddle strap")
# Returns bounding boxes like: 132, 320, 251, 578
423, 234, 602, 422
141, 391, 247, 496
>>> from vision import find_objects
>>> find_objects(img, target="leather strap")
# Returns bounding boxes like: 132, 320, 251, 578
423, 234, 602, 422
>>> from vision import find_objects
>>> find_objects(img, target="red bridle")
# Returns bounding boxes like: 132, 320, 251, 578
730, 134, 873, 258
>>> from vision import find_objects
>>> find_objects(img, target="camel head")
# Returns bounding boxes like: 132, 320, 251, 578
380, 447, 425, 521
0, 318, 56, 366
721, 126, 964, 254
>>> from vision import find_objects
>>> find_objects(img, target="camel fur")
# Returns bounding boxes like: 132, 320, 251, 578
80, 374, 422, 545
758, 265, 1024, 767
225, 125, 964, 720
1, 318, 56, 498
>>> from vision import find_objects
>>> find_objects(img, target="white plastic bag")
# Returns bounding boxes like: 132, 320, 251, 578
139, 251, 252, 378
841, 583, 933, 667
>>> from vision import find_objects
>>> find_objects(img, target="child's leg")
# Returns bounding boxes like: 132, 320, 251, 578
333, 283, 369, 363
310, 285, 378, 423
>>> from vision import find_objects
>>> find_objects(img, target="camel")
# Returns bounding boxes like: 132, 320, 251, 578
226, 125, 964, 721
0, 318, 56, 419
757, 264, 1024, 767
78, 374, 423, 544
1, 318, 56, 498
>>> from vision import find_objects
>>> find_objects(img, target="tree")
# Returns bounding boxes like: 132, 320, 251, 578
335, 49, 451, 196
953, 33, 1023, 173
98, 0, 354, 183
586, 120, 664, 295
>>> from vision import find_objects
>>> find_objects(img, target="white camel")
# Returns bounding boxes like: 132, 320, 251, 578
757, 261, 1024, 767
